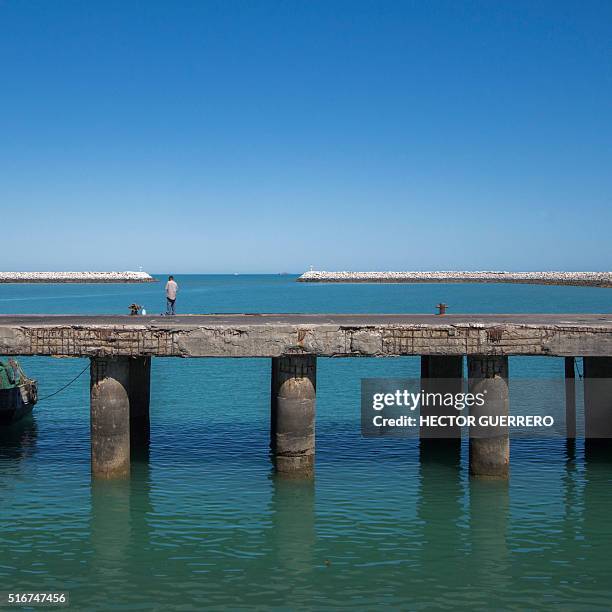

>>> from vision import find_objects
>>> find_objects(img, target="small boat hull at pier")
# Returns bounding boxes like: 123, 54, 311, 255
0, 361, 37, 426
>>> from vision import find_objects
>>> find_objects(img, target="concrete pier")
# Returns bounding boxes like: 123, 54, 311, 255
420, 356, 463, 443
128, 357, 151, 449
2, 314, 612, 478
90, 357, 131, 479
270, 355, 316, 475
583, 357, 612, 440
468, 356, 510, 479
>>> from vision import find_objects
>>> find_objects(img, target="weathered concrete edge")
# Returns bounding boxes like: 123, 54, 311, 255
1, 322, 612, 357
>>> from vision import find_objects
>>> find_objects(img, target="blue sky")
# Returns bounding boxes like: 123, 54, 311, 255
1, 1, 611, 273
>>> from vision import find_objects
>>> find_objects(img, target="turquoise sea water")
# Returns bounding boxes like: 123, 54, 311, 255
1, 275, 611, 611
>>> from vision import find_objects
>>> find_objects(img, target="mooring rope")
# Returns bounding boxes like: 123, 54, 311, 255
37, 363, 90, 402
574, 358, 583, 380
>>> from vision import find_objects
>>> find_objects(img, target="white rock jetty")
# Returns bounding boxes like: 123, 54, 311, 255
298, 270, 612, 287
0, 271, 156, 283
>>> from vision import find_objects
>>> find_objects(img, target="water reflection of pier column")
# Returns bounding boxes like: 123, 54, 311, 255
561, 439, 579, 559
90, 479, 131, 585
270, 355, 316, 476
468, 356, 509, 479
90, 458, 153, 596
469, 479, 510, 590
581, 444, 612, 576
269, 475, 315, 574
417, 440, 463, 582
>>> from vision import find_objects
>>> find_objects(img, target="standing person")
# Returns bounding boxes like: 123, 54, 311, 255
165, 275, 178, 315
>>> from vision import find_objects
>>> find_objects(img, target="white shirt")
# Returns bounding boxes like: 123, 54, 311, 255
165, 280, 178, 300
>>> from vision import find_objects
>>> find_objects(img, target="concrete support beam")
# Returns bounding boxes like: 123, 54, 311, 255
583, 357, 612, 440
420, 355, 463, 443
90, 356, 131, 479
468, 356, 509, 479
128, 357, 151, 450
270, 355, 316, 476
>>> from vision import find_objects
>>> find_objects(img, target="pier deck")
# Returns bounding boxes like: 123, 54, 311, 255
1, 313, 612, 358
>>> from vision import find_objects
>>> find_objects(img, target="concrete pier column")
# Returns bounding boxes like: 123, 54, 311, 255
468, 356, 509, 479
128, 357, 151, 451
90, 356, 131, 479
420, 356, 463, 445
583, 357, 612, 442
270, 354, 316, 475
565, 357, 576, 440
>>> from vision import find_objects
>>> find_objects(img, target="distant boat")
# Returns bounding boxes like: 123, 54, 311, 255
0, 359, 37, 426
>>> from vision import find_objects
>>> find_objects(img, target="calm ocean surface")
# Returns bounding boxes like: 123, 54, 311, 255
1, 275, 611, 611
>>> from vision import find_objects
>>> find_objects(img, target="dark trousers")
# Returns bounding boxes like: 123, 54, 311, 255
166, 297, 176, 315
